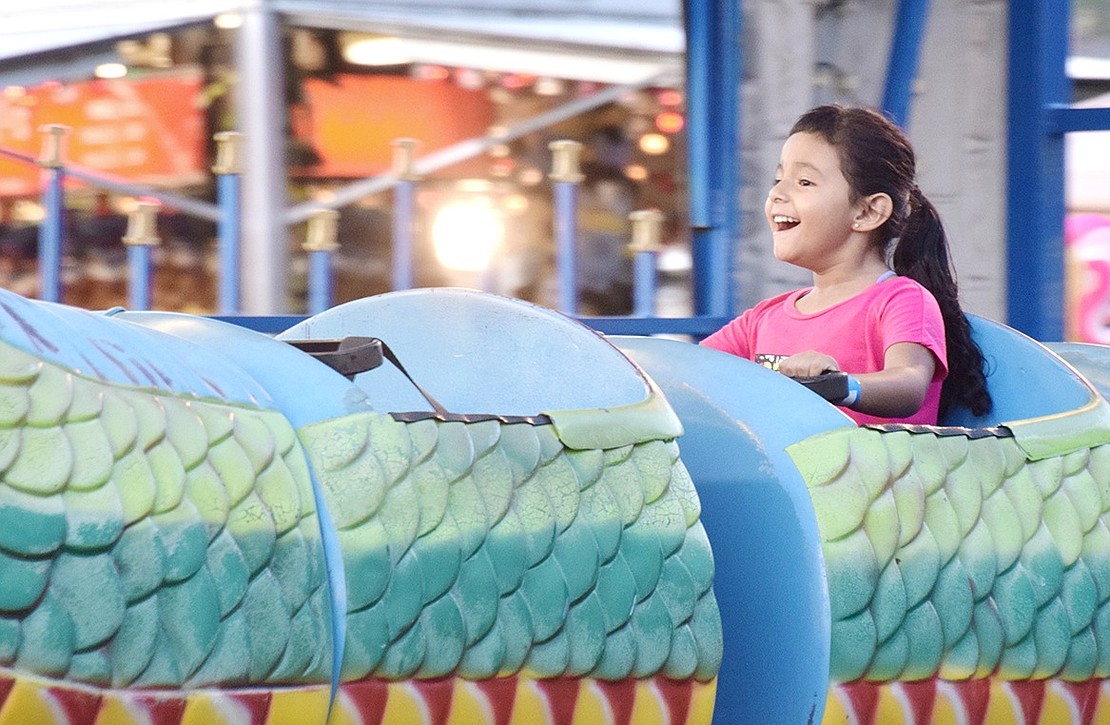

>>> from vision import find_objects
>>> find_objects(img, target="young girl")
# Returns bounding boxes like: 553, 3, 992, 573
701, 105, 991, 425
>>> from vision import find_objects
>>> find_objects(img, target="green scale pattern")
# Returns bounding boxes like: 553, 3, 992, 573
298, 411, 723, 683
0, 342, 333, 688
789, 425, 1110, 684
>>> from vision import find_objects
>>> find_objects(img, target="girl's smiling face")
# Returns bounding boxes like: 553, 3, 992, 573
765, 131, 860, 272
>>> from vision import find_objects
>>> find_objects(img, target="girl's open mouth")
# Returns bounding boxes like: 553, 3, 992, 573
772, 214, 800, 232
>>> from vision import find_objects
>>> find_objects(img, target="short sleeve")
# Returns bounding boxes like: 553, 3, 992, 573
876, 282, 948, 380
701, 311, 753, 359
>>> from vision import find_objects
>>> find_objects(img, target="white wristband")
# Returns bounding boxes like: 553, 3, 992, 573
840, 375, 861, 408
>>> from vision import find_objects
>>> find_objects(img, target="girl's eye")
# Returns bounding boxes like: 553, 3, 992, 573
798, 178, 814, 187
771, 177, 782, 187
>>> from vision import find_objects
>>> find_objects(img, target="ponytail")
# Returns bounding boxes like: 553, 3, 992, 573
892, 188, 992, 417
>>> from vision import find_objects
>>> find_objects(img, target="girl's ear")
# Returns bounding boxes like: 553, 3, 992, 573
853, 193, 893, 232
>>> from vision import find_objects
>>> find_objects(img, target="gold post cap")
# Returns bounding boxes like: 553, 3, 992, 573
38, 124, 70, 168
628, 209, 665, 253
548, 140, 584, 183
212, 131, 245, 175
122, 201, 162, 247
304, 208, 340, 252
391, 138, 421, 180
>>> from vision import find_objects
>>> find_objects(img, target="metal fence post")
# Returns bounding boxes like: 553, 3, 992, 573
123, 201, 161, 311
391, 138, 420, 291
549, 139, 583, 315
213, 131, 244, 314
629, 209, 665, 318
37, 124, 68, 303
304, 209, 339, 315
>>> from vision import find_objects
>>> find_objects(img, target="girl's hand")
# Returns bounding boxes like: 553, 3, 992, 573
779, 350, 840, 378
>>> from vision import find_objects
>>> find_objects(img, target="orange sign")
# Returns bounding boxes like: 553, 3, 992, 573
0, 70, 206, 197
297, 74, 495, 178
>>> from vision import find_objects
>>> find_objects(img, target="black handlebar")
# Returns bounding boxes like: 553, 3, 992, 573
791, 371, 848, 404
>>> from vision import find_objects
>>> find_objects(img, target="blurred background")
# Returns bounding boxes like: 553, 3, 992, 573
0, 0, 1107, 341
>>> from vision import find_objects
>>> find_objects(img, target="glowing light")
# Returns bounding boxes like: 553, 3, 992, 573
214, 13, 242, 29
534, 77, 564, 96
625, 164, 649, 181
343, 37, 410, 66
413, 65, 450, 81
432, 202, 504, 271
518, 167, 544, 186
95, 63, 128, 80
658, 89, 683, 107
639, 133, 670, 155
655, 111, 685, 134
490, 158, 515, 177
504, 193, 529, 213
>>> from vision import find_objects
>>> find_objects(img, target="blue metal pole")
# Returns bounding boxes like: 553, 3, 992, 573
549, 139, 584, 316
685, 0, 739, 320
392, 180, 415, 290
38, 167, 64, 303
304, 209, 339, 315
632, 251, 658, 318
217, 171, 242, 314
684, 0, 712, 231
127, 245, 152, 310
881, 0, 932, 127
307, 250, 333, 315
213, 131, 243, 315
1006, 0, 1068, 340
553, 180, 578, 315
123, 201, 160, 311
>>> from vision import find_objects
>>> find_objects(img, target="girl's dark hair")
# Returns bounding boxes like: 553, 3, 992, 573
790, 104, 992, 417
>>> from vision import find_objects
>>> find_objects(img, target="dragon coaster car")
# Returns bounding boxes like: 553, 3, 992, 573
0, 285, 1106, 724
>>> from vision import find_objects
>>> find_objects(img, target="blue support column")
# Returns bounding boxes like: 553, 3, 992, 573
127, 246, 153, 310
391, 139, 420, 291
391, 181, 415, 291
213, 132, 243, 315
684, 0, 739, 320
304, 209, 339, 315
1007, 0, 1069, 340
549, 140, 584, 316
629, 209, 665, 318
882, 0, 932, 127
307, 251, 334, 315
36, 124, 68, 303
38, 168, 64, 303
124, 201, 161, 311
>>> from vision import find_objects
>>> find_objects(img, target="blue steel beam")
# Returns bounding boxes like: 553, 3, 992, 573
882, 0, 931, 127
1007, 0, 1069, 340
684, 0, 740, 321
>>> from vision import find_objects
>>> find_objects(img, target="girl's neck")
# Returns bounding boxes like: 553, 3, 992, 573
797, 257, 892, 313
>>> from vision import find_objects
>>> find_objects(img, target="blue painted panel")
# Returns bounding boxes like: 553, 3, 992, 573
115, 310, 369, 428
940, 315, 1096, 427
278, 288, 649, 416
613, 336, 843, 725
0, 288, 272, 410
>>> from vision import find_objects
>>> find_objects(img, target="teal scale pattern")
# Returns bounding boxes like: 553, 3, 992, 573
298, 411, 723, 683
0, 342, 334, 688
789, 426, 1110, 684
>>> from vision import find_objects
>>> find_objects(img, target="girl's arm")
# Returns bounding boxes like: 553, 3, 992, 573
779, 342, 936, 418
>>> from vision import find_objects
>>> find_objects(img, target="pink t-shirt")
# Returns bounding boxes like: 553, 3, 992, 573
701, 276, 948, 425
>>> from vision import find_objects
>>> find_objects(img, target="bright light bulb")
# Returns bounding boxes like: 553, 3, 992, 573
343, 37, 410, 67
214, 13, 242, 29
639, 133, 670, 155
432, 202, 504, 271
95, 63, 128, 80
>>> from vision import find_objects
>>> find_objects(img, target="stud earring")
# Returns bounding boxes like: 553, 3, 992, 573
852, 223, 860, 229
